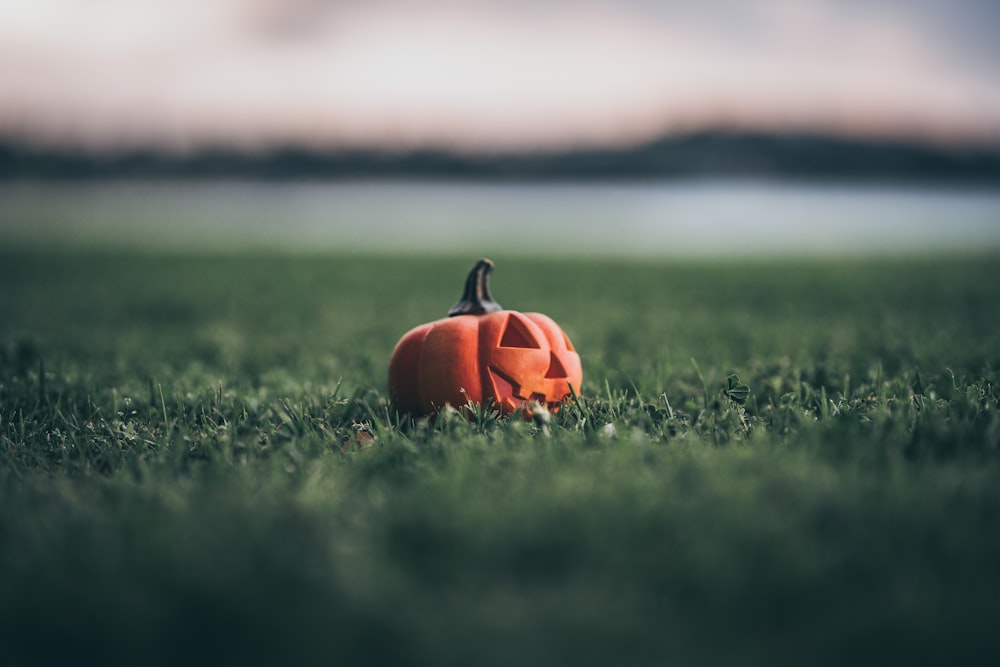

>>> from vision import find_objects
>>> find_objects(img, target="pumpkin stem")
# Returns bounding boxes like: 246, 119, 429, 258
448, 258, 503, 317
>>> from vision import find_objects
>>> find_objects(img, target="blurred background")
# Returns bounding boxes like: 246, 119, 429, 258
1, 0, 999, 255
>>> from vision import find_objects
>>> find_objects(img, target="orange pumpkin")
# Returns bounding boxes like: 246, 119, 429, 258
388, 259, 582, 417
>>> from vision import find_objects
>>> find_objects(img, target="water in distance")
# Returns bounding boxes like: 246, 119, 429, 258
2, 179, 999, 256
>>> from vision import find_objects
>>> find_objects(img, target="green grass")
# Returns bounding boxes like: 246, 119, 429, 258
2, 250, 999, 666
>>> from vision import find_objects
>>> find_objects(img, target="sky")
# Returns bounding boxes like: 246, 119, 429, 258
1, 0, 999, 153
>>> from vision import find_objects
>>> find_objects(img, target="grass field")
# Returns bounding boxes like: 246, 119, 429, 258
2, 249, 999, 666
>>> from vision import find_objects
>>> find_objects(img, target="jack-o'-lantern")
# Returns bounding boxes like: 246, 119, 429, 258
388, 259, 582, 417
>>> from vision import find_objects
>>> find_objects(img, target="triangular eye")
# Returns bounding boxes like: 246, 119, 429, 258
499, 315, 541, 349
562, 332, 575, 352
545, 352, 568, 379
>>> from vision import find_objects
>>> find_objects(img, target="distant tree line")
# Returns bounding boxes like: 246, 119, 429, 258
1, 131, 999, 182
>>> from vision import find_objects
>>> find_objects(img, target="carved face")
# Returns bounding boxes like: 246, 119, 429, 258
480, 312, 582, 414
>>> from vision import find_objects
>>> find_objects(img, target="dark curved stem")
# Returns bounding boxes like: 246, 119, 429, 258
448, 258, 503, 317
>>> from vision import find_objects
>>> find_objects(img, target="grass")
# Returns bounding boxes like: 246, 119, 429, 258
1, 249, 999, 666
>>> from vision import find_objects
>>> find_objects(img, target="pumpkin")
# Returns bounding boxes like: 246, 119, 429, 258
388, 259, 582, 417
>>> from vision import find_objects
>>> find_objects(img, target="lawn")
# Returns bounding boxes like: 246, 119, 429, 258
1, 249, 999, 666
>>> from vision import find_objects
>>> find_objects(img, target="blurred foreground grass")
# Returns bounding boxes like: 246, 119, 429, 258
1, 250, 999, 666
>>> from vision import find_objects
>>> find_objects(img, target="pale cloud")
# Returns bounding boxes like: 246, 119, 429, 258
0, 0, 997, 151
